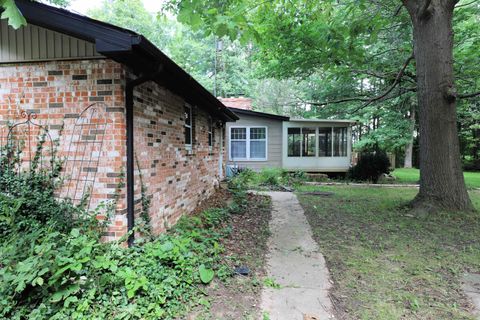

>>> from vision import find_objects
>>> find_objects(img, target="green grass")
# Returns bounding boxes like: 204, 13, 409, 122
392, 168, 480, 189
297, 185, 480, 320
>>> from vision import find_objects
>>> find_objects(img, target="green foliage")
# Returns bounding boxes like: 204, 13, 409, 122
0, 141, 251, 319
0, 195, 243, 319
198, 264, 214, 284
0, 0, 26, 29
1, 0, 69, 29
232, 168, 308, 190
348, 151, 391, 183
89, 0, 257, 98
0, 138, 88, 236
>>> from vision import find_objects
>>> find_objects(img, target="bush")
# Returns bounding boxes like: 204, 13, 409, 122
0, 207, 229, 319
348, 151, 391, 183
229, 168, 308, 190
0, 139, 84, 236
0, 139, 247, 319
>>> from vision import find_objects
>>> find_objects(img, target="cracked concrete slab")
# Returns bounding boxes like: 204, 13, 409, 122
257, 191, 334, 320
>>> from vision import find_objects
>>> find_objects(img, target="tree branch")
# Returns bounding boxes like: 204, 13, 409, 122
308, 54, 415, 108
458, 91, 480, 99
455, 0, 478, 8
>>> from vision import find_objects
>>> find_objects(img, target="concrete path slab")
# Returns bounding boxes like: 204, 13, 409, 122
258, 191, 334, 320
462, 273, 480, 319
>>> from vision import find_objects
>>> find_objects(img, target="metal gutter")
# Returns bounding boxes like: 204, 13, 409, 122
125, 68, 163, 247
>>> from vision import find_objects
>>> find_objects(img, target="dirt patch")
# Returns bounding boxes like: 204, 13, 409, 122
195, 191, 272, 319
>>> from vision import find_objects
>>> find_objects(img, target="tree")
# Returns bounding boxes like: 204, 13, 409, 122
163, 0, 479, 212
401, 0, 473, 211
89, 0, 260, 98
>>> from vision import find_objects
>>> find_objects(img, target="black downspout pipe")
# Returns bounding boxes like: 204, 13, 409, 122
125, 67, 163, 247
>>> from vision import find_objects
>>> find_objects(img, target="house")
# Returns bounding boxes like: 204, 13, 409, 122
224, 107, 356, 173
0, 0, 238, 244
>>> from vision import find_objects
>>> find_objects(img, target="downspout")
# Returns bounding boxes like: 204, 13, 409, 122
125, 67, 163, 247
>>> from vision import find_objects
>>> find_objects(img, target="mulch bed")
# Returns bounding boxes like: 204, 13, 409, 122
192, 189, 272, 319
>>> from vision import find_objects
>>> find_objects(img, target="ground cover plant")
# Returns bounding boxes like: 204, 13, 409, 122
392, 168, 480, 189
0, 146, 262, 319
234, 167, 308, 190
297, 185, 480, 319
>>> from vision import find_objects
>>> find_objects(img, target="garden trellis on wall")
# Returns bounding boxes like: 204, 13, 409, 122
1, 102, 109, 210
2, 110, 54, 174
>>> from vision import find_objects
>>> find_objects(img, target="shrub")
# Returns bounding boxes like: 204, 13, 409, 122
0, 139, 89, 236
0, 136, 247, 319
348, 151, 391, 183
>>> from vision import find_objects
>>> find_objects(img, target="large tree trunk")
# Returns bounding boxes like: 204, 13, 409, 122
404, 0, 474, 211
404, 105, 415, 168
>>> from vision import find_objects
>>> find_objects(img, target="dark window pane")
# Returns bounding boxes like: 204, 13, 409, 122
302, 128, 316, 157
250, 127, 266, 140
288, 128, 301, 157
185, 127, 191, 145
319, 127, 332, 157
231, 128, 246, 140
333, 127, 348, 157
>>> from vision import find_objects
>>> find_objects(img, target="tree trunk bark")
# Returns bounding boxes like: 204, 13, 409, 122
404, 0, 474, 211
404, 105, 415, 168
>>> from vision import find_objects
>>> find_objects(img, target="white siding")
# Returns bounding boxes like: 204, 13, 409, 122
282, 121, 353, 172
0, 20, 102, 63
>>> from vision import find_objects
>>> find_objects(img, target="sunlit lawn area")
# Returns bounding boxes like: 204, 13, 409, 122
392, 168, 480, 189
297, 185, 480, 319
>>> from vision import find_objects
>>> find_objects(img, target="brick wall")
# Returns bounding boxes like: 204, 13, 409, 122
133, 81, 224, 235
0, 58, 227, 241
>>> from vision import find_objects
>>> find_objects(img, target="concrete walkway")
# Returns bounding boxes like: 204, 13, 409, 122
258, 192, 334, 320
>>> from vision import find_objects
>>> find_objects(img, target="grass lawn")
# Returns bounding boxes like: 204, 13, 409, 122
392, 168, 480, 189
297, 185, 480, 319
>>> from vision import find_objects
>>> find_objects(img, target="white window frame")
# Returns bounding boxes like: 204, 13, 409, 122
184, 104, 192, 150
229, 126, 268, 161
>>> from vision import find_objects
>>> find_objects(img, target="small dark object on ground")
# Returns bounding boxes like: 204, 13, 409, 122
234, 266, 250, 276
303, 191, 335, 197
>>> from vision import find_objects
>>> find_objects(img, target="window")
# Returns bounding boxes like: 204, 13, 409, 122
318, 127, 332, 157
208, 117, 213, 147
250, 127, 266, 159
184, 104, 192, 146
333, 127, 348, 157
231, 128, 247, 159
302, 128, 316, 157
287, 126, 349, 158
288, 127, 315, 157
287, 128, 301, 156
230, 127, 267, 160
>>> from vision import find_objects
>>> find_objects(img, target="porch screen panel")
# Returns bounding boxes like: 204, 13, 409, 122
287, 128, 301, 157
302, 128, 316, 157
318, 127, 332, 156
333, 127, 348, 157
231, 128, 247, 159
250, 128, 266, 159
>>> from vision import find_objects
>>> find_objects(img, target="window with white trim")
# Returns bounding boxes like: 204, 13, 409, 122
230, 127, 267, 161
184, 104, 192, 147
